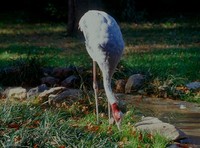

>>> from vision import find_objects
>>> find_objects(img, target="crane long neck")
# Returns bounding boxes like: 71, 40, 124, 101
103, 72, 117, 105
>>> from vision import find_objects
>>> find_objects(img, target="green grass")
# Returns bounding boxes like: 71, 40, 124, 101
0, 99, 169, 147
121, 47, 200, 81
0, 45, 89, 68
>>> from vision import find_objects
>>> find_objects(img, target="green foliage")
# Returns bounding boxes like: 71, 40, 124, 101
0, 55, 44, 86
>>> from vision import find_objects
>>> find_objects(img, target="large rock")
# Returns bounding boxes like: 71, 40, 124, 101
48, 89, 82, 105
42, 67, 54, 76
52, 67, 74, 79
61, 75, 79, 88
41, 76, 59, 86
135, 117, 187, 141
4, 87, 27, 99
38, 87, 66, 101
186, 82, 200, 91
27, 84, 49, 99
125, 74, 145, 93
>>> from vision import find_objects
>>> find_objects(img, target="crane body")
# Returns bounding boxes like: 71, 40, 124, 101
79, 10, 124, 129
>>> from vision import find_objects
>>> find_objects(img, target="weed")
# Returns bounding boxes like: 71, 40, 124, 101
0, 55, 44, 86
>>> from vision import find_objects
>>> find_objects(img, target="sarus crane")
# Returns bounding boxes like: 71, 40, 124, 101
79, 10, 124, 130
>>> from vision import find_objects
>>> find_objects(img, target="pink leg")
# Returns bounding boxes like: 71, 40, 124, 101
93, 61, 99, 124
108, 102, 111, 124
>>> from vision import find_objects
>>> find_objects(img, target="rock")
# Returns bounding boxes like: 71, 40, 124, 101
0, 87, 4, 98
135, 117, 187, 141
42, 67, 54, 76
4, 87, 27, 99
125, 74, 145, 93
52, 67, 74, 79
115, 79, 126, 93
135, 117, 162, 125
186, 82, 200, 91
48, 89, 82, 105
41, 76, 59, 86
179, 104, 186, 109
27, 84, 49, 99
38, 87, 66, 101
61, 75, 79, 88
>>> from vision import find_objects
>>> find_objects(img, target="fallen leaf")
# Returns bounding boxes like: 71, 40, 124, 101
138, 132, 143, 141
27, 120, 40, 129
14, 136, 21, 144
147, 133, 154, 140
33, 120, 40, 125
131, 126, 137, 137
107, 126, 113, 134
175, 143, 190, 148
85, 123, 100, 132
70, 123, 79, 128
58, 146, 65, 148
118, 141, 124, 148
33, 144, 38, 148
8, 122, 20, 130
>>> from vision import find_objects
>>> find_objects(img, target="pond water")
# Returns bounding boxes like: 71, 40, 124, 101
119, 94, 200, 146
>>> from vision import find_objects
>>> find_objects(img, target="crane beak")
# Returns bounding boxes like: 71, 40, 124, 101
115, 111, 123, 131
111, 103, 123, 131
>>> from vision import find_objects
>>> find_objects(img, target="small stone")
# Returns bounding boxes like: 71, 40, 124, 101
4, 87, 27, 100
180, 104, 186, 109
125, 74, 145, 94
186, 82, 200, 90
100, 113, 106, 118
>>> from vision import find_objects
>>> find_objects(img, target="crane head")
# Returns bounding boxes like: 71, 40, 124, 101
111, 103, 123, 130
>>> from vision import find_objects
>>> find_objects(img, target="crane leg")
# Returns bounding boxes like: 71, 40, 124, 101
108, 102, 111, 124
93, 61, 99, 124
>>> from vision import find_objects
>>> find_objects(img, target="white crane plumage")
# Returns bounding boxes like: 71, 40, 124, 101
79, 10, 124, 130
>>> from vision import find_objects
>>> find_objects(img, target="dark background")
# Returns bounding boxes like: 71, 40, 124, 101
0, 0, 199, 22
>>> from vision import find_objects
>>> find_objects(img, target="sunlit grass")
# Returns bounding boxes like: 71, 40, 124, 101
121, 47, 200, 81
0, 45, 90, 68
0, 23, 66, 35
